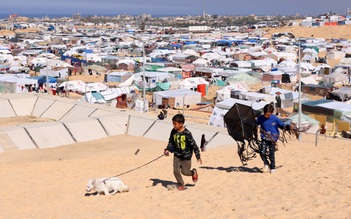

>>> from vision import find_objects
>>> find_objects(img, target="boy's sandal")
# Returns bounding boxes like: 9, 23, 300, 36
192, 168, 198, 182
177, 185, 186, 191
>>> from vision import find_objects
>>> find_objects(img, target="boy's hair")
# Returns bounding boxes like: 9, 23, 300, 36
172, 114, 185, 124
263, 104, 275, 114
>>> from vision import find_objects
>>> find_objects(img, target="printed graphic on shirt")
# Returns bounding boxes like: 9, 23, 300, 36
174, 133, 186, 150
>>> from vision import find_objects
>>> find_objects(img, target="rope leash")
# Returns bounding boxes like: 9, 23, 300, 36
104, 154, 165, 181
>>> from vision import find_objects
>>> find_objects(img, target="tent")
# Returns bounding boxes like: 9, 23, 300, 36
134, 71, 174, 91
225, 73, 260, 85
83, 64, 107, 73
208, 98, 269, 127
29, 75, 57, 84
183, 49, 200, 57
152, 89, 202, 108
201, 52, 221, 61
85, 82, 108, 92
332, 87, 351, 101
0, 76, 38, 93
287, 113, 320, 133
313, 64, 332, 74
156, 67, 182, 79
178, 77, 209, 90
105, 71, 133, 83
300, 76, 318, 85
80, 92, 106, 104
261, 86, 299, 108
301, 99, 351, 121
79, 86, 136, 103
39, 67, 68, 78
322, 72, 349, 87
59, 80, 86, 93
239, 91, 275, 103
192, 58, 210, 67
216, 83, 249, 102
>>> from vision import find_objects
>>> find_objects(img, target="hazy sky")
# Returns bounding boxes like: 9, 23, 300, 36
3, 0, 351, 16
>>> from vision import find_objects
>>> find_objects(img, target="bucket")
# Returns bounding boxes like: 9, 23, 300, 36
197, 84, 206, 96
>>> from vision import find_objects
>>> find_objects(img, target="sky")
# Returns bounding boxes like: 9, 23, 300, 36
2, 0, 351, 17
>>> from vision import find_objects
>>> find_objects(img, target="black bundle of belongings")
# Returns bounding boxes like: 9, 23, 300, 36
157, 110, 168, 120
342, 130, 351, 139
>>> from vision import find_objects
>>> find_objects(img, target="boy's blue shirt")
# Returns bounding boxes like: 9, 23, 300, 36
257, 114, 285, 141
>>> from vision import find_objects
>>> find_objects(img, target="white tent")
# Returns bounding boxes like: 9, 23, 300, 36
134, 71, 174, 90
178, 77, 209, 90
201, 52, 222, 61
0, 76, 38, 93
101, 87, 136, 101
216, 83, 248, 101
85, 82, 108, 92
322, 72, 349, 86
117, 59, 135, 65
298, 62, 315, 73
277, 60, 296, 68
192, 58, 210, 66
59, 80, 86, 93
274, 52, 297, 62
208, 98, 269, 127
301, 76, 319, 85
332, 87, 351, 101
183, 49, 200, 57
239, 92, 275, 103
315, 63, 332, 70
40, 67, 68, 77
80, 86, 136, 103
152, 89, 201, 108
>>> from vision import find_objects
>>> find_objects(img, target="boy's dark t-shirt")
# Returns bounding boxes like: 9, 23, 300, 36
165, 128, 201, 160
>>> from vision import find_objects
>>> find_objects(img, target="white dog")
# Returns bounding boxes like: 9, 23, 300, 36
86, 177, 129, 196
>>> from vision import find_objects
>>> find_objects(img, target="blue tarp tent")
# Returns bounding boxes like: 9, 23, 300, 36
29, 76, 57, 84
84, 49, 94, 54
184, 41, 197, 45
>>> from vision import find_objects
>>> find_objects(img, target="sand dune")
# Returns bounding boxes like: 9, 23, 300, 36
263, 25, 351, 39
0, 132, 350, 218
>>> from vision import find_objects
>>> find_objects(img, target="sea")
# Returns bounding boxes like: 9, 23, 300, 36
0, 12, 190, 20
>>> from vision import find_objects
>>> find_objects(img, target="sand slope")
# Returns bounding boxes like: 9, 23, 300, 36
0, 133, 350, 218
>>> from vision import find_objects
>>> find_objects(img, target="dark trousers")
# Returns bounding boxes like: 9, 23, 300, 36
173, 156, 193, 186
260, 140, 276, 170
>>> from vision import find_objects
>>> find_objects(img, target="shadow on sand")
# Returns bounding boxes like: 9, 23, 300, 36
200, 165, 283, 173
149, 178, 195, 189
200, 165, 262, 173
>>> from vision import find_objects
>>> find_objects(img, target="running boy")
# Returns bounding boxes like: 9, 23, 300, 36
164, 114, 202, 190
256, 104, 292, 174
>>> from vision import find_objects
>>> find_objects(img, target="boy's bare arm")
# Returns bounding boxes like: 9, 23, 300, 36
197, 158, 202, 165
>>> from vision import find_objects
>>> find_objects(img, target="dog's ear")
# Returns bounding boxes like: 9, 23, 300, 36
91, 179, 97, 186
88, 179, 95, 186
